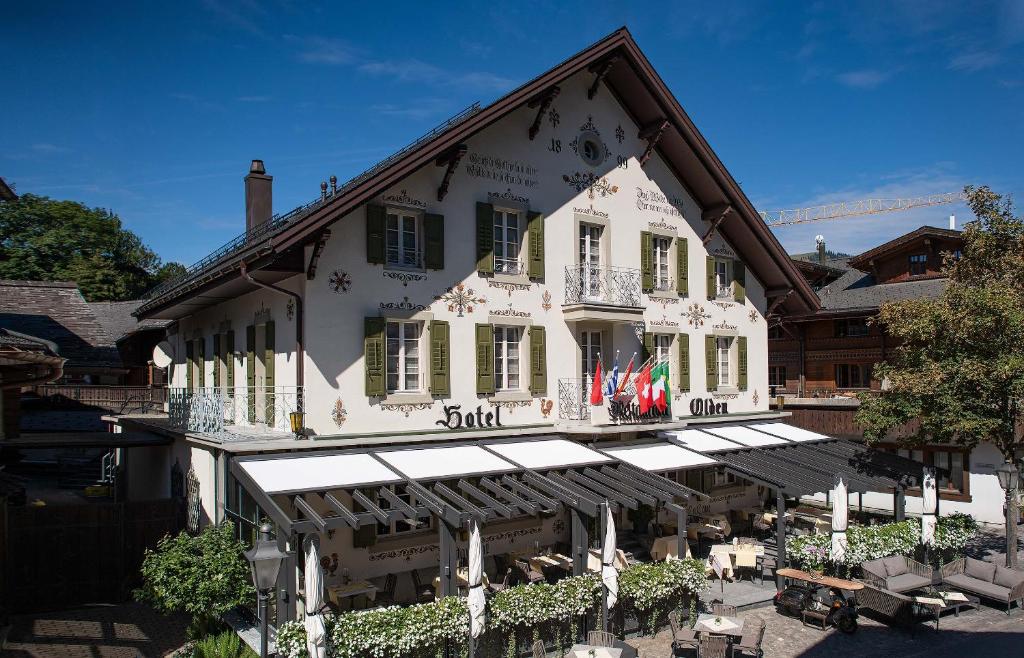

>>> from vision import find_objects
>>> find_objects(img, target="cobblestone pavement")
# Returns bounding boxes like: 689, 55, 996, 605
3, 603, 189, 658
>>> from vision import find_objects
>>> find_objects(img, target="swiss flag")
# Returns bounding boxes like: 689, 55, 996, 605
636, 363, 653, 414
589, 360, 604, 406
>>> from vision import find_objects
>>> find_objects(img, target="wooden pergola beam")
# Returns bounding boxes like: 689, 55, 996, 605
351, 489, 390, 525
321, 492, 361, 529
292, 495, 327, 533
458, 479, 514, 518
527, 86, 559, 140
479, 477, 540, 515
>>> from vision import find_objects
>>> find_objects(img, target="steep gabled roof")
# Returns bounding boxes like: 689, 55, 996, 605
89, 300, 171, 342
0, 177, 16, 202
137, 27, 818, 319
847, 225, 962, 272
814, 269, 948, 314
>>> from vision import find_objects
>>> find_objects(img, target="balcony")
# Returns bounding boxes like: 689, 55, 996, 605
494, 257, 525, 276
168, 386, 302, 436
562, 265, 643, 323
557, 376, 673, 429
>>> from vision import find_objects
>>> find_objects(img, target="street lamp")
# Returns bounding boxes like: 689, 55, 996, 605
996, 462, 1020, 568
245, 523, 288, 658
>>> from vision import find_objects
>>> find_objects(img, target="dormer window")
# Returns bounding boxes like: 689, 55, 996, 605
908, 253, 927, 276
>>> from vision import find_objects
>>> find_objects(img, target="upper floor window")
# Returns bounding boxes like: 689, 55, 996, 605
715, 259, 732, 298
493, 209, 522, 275
835, 363, 871, 389
653, 237, 672, 291
908, 253, 927, 276
653, 334, 672, 376
768, 365, 787, 389
835, 318, 869, 338
717, 336, 732, 387
386, 210, 422, 268
493, 325, 521, 391
386, 321, 422, 393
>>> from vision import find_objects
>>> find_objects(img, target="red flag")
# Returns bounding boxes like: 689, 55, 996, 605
636, 363, 653, 413
613, 355, 635, 398
589, 360, 604, 406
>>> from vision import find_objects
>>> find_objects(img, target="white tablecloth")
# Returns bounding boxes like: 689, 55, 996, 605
649, 535, 693, 561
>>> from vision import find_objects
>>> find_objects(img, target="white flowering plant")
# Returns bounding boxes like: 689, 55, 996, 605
617, 559, 709, 611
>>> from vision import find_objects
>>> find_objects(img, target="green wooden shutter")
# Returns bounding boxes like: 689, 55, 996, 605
186, 340, 194, 390
424, 213, 445, 270
705, 335, 718, 391
706, 256, 716, 300
640, 231, 653, 292
366, 204, 386, 264
264, 321, 275, 427
213, 334, 222, 390
429, 320, 450, 396
733, 261, 746, 303
642, 332, 654, 363
737, 336, 748, 391
475, 323, 494, 395
225, 330, 235, 390
676, 238, 689, 295
364, 318, 386, 396
476, 202, 494, 274
527, 211, 545, 280
678, 332, 690, 392
246, 325, 256, 422
529, 325, 547, 395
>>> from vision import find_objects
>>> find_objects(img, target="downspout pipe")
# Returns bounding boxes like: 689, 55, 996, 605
240, 261, 304, 415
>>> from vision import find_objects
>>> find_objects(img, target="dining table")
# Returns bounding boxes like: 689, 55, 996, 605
693, 612, 745, 637
432, 567, 490, 598
706, 543, 764, 580
649, 534, 693, 561
326, 580, 378, 608
566, 641, 637, 657
527, 552, 574, 573
586, 548, 629, 572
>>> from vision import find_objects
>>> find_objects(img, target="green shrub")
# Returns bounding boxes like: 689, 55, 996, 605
135, 521, 255, 627
189, 631, 258, 658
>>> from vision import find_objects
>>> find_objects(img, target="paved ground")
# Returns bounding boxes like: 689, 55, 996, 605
3, 603, 189, 658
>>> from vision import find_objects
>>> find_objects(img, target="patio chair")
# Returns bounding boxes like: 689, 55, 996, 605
515, 558, 545, 585
587, 630, 616, 647
757, 554, 777, 587
698, 634, 729, 658
410, 569, 435, 604
532, 639, 545, 658
668, 609, 698, 655
711, 603, 736, 617
731, 618, 765, 657
734, 550, 758, 583
375, 573, 397, 606
488, 568, 513, 595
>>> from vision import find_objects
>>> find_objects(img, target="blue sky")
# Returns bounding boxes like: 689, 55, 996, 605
4, 1, 1023, 266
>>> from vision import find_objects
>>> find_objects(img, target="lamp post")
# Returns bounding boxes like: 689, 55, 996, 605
996, 461, 1019, 569
245, 523, 288, 658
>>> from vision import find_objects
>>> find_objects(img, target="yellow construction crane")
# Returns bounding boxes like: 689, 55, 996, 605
759, 191, 967, 227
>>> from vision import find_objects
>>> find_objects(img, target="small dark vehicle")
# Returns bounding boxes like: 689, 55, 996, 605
774, 583, 858, 633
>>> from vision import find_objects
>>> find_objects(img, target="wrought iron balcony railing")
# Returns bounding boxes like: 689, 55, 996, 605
494, 258, 525, 276
563, 265, 642, 307
558, 378, 591, 421
168, 386, 302, 435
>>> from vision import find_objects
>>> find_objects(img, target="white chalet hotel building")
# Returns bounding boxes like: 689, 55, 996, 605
119, 29, 823, 618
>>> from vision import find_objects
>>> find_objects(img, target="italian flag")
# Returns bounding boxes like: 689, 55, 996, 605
651, 361, 671, 413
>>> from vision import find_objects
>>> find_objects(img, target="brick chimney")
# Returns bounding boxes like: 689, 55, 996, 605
244, 160, 272, 233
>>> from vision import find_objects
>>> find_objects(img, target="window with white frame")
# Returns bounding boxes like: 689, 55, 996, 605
715, 259, 731, 297
376, 484, 430, 536
385, 209, 422, 268
717, 336, 732, 387
493, 209, 522, 275
653, 236, 671, 291
580, 330, 602, 379
654, 334, 672, 372
493, 325, 521, 391
386, 321, 422, 393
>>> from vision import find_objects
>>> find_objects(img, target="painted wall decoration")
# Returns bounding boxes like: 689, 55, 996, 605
328, 269, 352, 293
331, 398, 348, 427
648, 315, 679, 328
379, 296, 427, 312
752, 389, 760, 406
492, 398, 533, 412
563, 171, 619, 199
539, 399, 554, 418
286, 298, 295, 321
487, 188, 530, 207
572, 204, 609, 219
615, 124, 625, 144
254, 301, 271, 324
635, 187, 686, 218
653, 296, 680, 310
748, 309, 759, 323
380, 400, 434, 417
712, 246, 736, 258
569, 115, 611, 167
713, 320, 738, 331
435, 283, 485, 317
320, 553, 339, 576
436, 404, 504, 429
647, 220, 676, 232
541, 289, 552, 312
382, 188, 427, 209
383, 270, 426, 286
464, 152, 539, 188
685, 303, 711, 327
368, 524, 546, 562
491, 302, 531, 318
487, 279, 531, 297
548, 106, 560, 128
711, 300, 735, 311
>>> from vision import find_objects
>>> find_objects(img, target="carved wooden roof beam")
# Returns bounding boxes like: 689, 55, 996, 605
701, 203, 734, 246
435, 144, 468, 202
637, 118, 670, 167
306, 229, 331, 280
527, 86, 560, 140
587, 55, 620, 100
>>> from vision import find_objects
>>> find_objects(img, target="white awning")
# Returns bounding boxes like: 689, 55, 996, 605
748, 422, 829, 442
239, 453, 402, 495
603, 443, 717, 472
377, 445, 518, 480
701, 424, 791, 447
660, 429, 743, 453
485, 438, 613, 469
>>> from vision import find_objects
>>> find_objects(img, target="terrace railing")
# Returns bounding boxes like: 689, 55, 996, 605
168, 386, 302, 435
563, 265, 642, 307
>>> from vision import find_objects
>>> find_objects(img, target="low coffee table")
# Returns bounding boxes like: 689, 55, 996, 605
912, 591, 980, 629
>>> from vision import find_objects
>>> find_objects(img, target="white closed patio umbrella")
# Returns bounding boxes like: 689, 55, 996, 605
303, 535, 327, 658
921, 467, 938, 546
467, 519, 486, 640
831, 477, 849, 564
602, 503, 618, 610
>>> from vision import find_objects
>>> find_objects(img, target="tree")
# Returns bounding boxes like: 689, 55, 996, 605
856, 186, 1024, 565
0, 193, 186, 301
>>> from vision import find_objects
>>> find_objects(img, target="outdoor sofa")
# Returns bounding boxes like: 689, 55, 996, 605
860, 555, 933, 593
856, 583, 925, 629
940, 557, 1024, 614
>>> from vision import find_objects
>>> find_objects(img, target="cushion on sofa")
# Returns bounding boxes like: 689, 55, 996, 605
885, 573, 931, 593
964, 557, 997, 583
994, 566, 1024, 589
944, 574, 1012, 602
882, 555, 908, 577
862, 558, 888, 580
